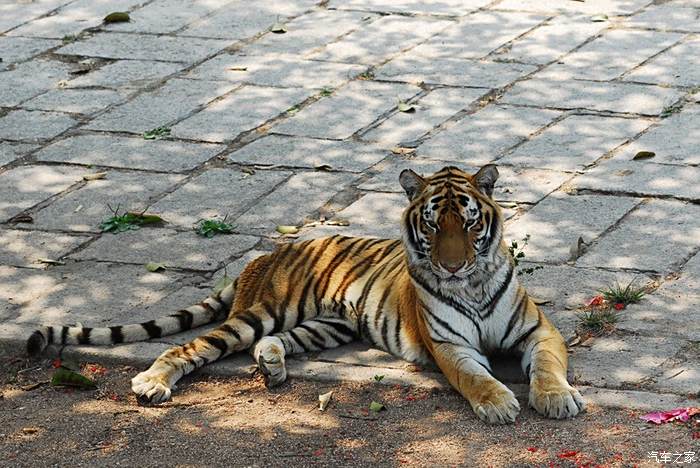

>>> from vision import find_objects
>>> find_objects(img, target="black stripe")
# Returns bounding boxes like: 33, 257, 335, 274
332, 239, 392, 302
61, 326, 69, 345
499, 290, 527, 348
508, 320, 541, 352
356, 242, 401, 314
141, 320, 162, 339
313, 237, 365, 311
47, 326, 55, 344
238, 312, 263, 342
482, 266, 514, 319
380, 315, 389, 350
297, 324, 326, 349
421, 304, 471, 344
77, 328, 91, 345
288, 329, 309, 352
110, 326, 124, 344
393, 312, 402, 353
220, 323, 241, 341
171, 310, 194, 330
202, 335, 228, 356
263, 302, 283, 333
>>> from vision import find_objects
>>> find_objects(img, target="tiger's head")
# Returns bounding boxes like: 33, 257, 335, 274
399, 165, 502, 282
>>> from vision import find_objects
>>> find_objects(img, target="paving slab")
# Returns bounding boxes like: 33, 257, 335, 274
376, 56, 535, 88
493, 15, 604, 65
206, 249, 272, 289
571, 158, 700, 201
0, 37, 60, 69
86, 79, 239, 134
299, 192, 406, 240
228, 135, 387, 172
0, 109, 77, 142
569, 335, 685, 389
625, 3, 700, 32
186, 53, 364, 88
274, 81, 421, 139
406, 11, 546, 60
417, 105, 560, 164
57, 32, 230, 63
235, 171, 357, 231
242, 10, 377, 56
0, 59, 72, 107
171, 85, 311, 142
661, 250, 700, 297
653, 343, 700, 395
616, 105, 700, 166
150, 168, 291, 228
35, 134, 224, 172
0, 165, 86, 222
180, 0, 319, 39
502, 77, 683, 116
0, 143, 38, 167
617, 290, 700, 342
71, 228, 259, 271
7, 0, 144, 38
7, 262, 185, 326
104, 0, 220, 34
0, 0, 72, 35
505, 192, 640, 263
0, 229, 91, 269
545, 29, 683, 81
362, 88, 486, 144
624, 38, 700, 88
498, 115, 651, 171
22, 88, 125, 115
359, 159, 570, 205
0, 266, 61, 322
576, 199, 700, 272
495, 0, 651, 15
309, 15, 452, 65
65, 60, 186, 91
31, 171, 184, 233
327, 0, 489, 14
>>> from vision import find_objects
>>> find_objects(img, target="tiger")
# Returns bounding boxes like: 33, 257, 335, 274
27, 164, 584, 424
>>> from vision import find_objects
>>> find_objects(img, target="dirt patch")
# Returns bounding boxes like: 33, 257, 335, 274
1, 356, 697, 467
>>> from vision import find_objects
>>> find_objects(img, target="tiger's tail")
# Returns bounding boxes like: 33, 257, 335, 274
26, 279, 237, 356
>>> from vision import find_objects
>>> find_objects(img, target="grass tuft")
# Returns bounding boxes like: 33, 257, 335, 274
194, 217, 234, 238
599, 279, 645, 308
576, 308, 619, 337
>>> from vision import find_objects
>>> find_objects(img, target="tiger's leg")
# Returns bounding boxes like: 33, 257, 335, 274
431, 342, 520, 424
131, 303, 278, 404
518, 313, 585, 419
251, 317, 358, 388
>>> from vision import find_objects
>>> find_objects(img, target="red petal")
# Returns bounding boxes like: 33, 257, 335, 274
558, 450, 579, 458
527, 447, 538, 452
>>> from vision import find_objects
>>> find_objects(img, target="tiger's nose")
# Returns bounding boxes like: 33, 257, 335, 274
441, 261, 465, 273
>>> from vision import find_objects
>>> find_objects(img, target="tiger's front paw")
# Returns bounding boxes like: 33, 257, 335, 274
529, 378, 585, 419
131, 370, 172, 405
254, 336, 287, 389
471, 382, 521, 425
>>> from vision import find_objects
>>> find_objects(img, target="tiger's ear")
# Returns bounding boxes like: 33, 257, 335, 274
474, 164, 499, 197
399, 169, 426, 201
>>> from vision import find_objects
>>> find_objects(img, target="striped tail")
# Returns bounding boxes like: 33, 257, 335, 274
26, 279, 237, 356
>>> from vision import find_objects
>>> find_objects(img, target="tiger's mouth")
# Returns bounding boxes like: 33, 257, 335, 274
429, 262, 477, 281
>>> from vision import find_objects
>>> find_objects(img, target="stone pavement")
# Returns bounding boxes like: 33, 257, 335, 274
1, 0, 698, 411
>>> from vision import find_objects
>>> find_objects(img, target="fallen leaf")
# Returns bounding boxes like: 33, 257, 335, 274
270, 22, 287, 33
318, 391, 333, 411
276, 225, 299, 235
397, 101, 416, 113
213, 275, 234, 295
126, 212, 164, 224
51, 367, 97, 389
588, 295, 604, 307
369, 401, 385, 412
104, 12, 130, 23
391, 146, 416, 156
83, 172, 107, 181
632, 151, 656, 160
227, 66, 248, 71
569, 236, 588, 261
36, 258, 65, 266
21, 427, 40, 434
527, 447, 538, 453
21, 381, 48, 391
640, 407, 700, 424
530, 297, 552, 305
8, 213, 33, 223
145, 262, 166, 272
499, 201, 518, 208
74, 204, 83, 213
590, 14, 608, 22
315, 164, 333, 171
373, 374, 384, 382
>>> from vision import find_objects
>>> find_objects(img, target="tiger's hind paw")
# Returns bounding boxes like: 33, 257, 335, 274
253, 336, 287, 388
131, 370, 172, 405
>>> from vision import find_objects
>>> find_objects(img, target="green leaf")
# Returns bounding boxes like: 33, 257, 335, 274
104, 12, 130, 23
590, 14, 608, 22
270, 22, 287, 33
143, 126, 171, 140
632, 151, 656, 160
145, 262, 166, 272
369, 401, 385, 412
373, 374, 384, 382
51, 367, 97, 389
276, 225, 299, 235
213, 275, 234, 295
397, 101, 416, 113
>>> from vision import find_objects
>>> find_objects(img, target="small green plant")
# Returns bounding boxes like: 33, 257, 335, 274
143, 126, 171, 140
358, 70, 375, 80
286, 105, 300, 116
99, 206, 164, 233
194, 217, 234, 238
576, 308, 619, 336
319, 87, 333, 97
373, 374, 384, 382
661, 101, 683, 118
599, 279, 645, 308
62, 34, 78, 43
508, 234, 543, 275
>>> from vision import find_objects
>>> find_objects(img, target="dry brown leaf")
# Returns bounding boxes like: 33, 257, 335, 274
391, 147, 416, 156
83, 172, 107, 181
318, 391, 333, 411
